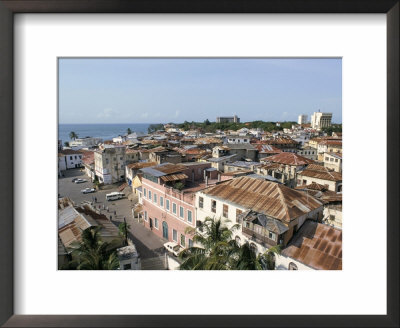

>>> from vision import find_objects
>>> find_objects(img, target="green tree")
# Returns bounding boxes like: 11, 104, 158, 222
230, 242, 281, 270
69, 131, 78, 140
127, 128, 132, 135
64, 141, 70, 147
118, 219, 131, 246
69, 226, 120, 270
179, 217, 239, 270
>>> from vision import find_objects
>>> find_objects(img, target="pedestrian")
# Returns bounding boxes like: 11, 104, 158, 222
110, 215, 112, 220
94, 197, 97, 203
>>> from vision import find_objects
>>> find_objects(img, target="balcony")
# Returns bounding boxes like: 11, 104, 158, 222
242, 227, 277, 247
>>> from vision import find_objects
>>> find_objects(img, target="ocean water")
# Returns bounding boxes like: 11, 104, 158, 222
58, 123, 152, 143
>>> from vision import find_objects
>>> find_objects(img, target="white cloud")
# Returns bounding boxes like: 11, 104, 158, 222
97, 108, 118, 119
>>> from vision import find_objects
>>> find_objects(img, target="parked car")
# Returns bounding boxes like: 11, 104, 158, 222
74, 179, 87, 184
81, 188, 95, 194
163, 242, 184, 257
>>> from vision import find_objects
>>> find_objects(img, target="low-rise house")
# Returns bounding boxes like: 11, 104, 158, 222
94, 145, 126, 184
275, 220, 342, 270
259, 152, 315, 187
253, 144, 282, 160
317, 140, 342, 161
224, 161, 262, 173
225, 135, 252, 144
148, 147, 182, 164
297, 164, 342, 192
117, 245, 141, 270
58, 149, 83, 172
296, 146, 318, 160
81, 150, 95, 180
323, 152, 342, 172
262, 136, 300, 153
195, 176, 324, 255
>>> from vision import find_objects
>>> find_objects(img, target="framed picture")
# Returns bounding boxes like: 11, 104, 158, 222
0, 0, 398, 327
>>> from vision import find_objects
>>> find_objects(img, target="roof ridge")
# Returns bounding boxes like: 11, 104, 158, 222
276, 184, 291, 221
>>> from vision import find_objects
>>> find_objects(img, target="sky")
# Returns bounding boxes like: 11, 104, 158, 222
59, 58, 342, 124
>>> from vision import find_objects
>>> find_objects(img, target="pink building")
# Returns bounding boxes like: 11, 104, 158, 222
139, 162, 216, 248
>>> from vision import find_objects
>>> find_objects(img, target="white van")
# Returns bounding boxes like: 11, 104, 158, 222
106, 192, 125, 201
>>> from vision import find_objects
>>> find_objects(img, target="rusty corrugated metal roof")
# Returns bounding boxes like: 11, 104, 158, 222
127, 161, 157, 170
264, 152, 315, 166
201, 176, 323, 222
160, 173, 188, 182
282, 220, 342, 270
299, 167, 342, 181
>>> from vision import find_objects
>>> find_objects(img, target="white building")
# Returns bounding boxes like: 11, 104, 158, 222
225, 135, 251, 144
298, 114, 308, 125
58, 149, 83, 171
69, 137, 102, 148
310, 112, 332, 130
94, 145, 127, 184
117, 245, 141, 270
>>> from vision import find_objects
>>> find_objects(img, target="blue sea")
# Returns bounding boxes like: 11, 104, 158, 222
58, 123, 152, 143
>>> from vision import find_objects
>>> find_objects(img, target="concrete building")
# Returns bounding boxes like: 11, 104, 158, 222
58, 149, 83, 171
117, 245, 141, 270
225, 135, 251, 144
323, 152, 342, 172
94, 145, 126, 184
298, 114, 308, 125
195, 176, 324, 255
310, 112, 332, 130
216, 115, 240, 123
69, 137, 102, 148
297, 164, 342, 192
296, 147, 318, 160
138, 163, 215, 248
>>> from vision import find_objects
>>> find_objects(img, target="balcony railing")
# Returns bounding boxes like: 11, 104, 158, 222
242, 227, 277, 247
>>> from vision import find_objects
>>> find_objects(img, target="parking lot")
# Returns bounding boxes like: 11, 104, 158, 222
58, 168, 165, 260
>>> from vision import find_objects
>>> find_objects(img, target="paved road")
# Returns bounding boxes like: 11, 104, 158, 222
58, 168, 165, 260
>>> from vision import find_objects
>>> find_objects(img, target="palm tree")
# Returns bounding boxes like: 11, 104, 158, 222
126, 128, 132, 135
118, 219, 131, 246
70, 226, 120, 270
179, 217, 239, 270
230, 242, 281, 270
69, 131, 78, 140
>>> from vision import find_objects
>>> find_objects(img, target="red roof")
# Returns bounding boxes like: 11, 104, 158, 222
264, 152, 315, 166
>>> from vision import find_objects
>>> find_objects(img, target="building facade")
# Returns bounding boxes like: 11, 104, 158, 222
298, 114, 308, 125
94, 146, 126, 184
310, 112, 333, 130
216, 115, 240, 123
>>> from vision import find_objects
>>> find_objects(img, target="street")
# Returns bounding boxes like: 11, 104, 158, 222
58, 168, 165, 260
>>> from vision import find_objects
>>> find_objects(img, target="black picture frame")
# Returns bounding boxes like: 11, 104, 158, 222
0, 1, 398, 327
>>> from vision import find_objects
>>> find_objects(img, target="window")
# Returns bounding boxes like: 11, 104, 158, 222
173, 203, 177, 214
288, 262, 298, 270
74, 156, 77, 159
335, 159, 338, 162
153, 193, 157, 203
166, 199, 170, 211
148, 190, 152, 200
199, 197, 204, 209
160, 196, 164, 207
120, 156, 123, 160
188, 239, 193, 248
143, 188, 147, 198
106, 158, 109, 164
330, 158, 334, 162
144, 211, 148, 222
211, 200, 216, 213
172, 229, 177, 242
223, 204, 228, 218
329, 214, 336, 220
325, 157, 329, 161
236, 209, 242, 223
268, 231, 277, 241
154, 218, 159, 229
187, 210, 192, 223
179, 206, 184, 218
79, 155, 82, 159
70, 156, 73, 160
180, 234, 185, 247
123, 263, 131, 270
302, 179, 307, 185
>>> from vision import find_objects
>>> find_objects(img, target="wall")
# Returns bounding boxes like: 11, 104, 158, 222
274, 254, 314, 270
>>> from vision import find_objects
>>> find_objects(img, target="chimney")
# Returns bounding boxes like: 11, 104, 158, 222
205, 176, 208, 187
